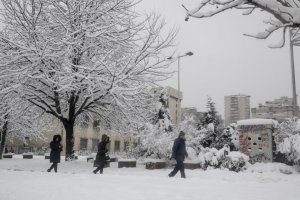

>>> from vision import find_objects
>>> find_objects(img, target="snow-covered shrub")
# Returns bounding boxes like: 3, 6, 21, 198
176, 116, 206, 155
130, 123, 175, 159
221, 152, 249, 172
186, 147, 197, 160
278, 133, 300, 166
275, 119, 300, 166
198, 145, 248, 172
198, 145, 229, 169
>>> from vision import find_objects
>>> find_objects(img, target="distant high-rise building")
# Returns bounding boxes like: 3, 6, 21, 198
251, 96, 298, 122
224, 94, 250, 126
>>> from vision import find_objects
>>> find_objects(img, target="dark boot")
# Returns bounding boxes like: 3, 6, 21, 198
54, 163, 57, 173
48, 163, 55, 172
168, 171, 176, 177
93, 167, 101, 174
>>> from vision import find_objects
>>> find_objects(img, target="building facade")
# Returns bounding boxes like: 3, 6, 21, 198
181, 107, 205, 125
6, 120, 138, 156
6, 85, 181, 155
224, 94, 251, 126
251, 96, 298, 122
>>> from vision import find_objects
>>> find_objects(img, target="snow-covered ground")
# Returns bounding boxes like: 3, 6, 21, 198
1, 155, 300, 200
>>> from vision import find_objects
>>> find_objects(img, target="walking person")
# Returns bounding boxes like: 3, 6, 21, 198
47, 135, 63, 173
168, 131, 188, 178
93, 134, 110, 174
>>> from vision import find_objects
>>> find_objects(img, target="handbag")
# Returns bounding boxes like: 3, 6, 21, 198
105, 154, 110, 161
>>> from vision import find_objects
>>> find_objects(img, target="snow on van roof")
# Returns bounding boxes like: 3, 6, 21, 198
237, 119, 278, 126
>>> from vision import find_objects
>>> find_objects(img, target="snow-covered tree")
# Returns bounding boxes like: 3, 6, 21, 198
198, 97, 223, 148
175, 116, 206, 158
133, 123, 174, 159
153, 88, 173, 132
224, 123, 239, 150
276, 118, 300, 165
134, 111, 206, 160
183, 0, 300, 47
201, 96, 222, 131
0, 88, 55, 159
131, 88, 174, 159
0, 0, 176, 159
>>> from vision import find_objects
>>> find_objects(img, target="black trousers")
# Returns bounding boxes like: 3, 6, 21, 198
93, 164, 104, 174
169, 160, 186, 178
49, 162, 58, 172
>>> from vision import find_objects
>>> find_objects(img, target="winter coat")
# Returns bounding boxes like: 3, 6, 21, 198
94, 141, 109, 167
50, 135, 63, 163
171, 137, 188, 162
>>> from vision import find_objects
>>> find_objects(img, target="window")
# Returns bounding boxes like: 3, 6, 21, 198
93, 120, 100, 129
92, 139, 99, 152
124, 141, 129, 151
80, 138, 88, 150
114, 140, 120, 153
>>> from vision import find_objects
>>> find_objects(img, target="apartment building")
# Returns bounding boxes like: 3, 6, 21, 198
251, 96, 298, 122
224, 94, 251, 126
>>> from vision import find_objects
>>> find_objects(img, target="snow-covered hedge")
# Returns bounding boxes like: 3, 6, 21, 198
198, 145, 249, 172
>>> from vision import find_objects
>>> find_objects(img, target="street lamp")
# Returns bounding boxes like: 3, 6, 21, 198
168, 51, 194, 124
289, 28, 299, 117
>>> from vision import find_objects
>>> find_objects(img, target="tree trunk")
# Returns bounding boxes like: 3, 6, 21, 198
0, 121, 8, 160
63, 121, 75, 161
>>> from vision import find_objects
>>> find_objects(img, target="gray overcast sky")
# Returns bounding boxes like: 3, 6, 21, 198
137, 0, 300, 117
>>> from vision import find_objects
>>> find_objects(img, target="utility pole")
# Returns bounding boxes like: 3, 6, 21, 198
289, 28, 298, 117
177, 57, 181, 124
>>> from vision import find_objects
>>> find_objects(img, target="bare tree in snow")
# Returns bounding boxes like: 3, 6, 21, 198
183, 0, 300, 47
0, 0, 177, 159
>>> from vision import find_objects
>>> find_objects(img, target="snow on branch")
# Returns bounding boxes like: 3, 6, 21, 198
0, 0, 177, 135
183, 0, 300, 46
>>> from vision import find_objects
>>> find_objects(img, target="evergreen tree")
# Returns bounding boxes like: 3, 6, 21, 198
153, 89, 173, 132
205, 96, 221, 129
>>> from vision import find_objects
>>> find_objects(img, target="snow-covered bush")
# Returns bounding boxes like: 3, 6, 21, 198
130, 123, 174, 160
176, 116, 206, 155
275, 119, 300, 166
278, 133, 300, 166
198, 145, 248, 172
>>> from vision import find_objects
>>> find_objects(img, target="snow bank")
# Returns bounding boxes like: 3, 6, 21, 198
246, 162, 298, 174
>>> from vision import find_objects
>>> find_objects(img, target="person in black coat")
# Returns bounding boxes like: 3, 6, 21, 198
4, 147, 8, 154
47, 135, 63, 173
168, 131, 188, 178
93, 134, 110, 174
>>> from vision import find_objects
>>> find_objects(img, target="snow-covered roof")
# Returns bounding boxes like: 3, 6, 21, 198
237, 119, 278, 126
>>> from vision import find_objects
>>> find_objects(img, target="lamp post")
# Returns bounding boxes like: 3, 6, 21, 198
289, 28, 298, 117
168, 51, 193, 124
